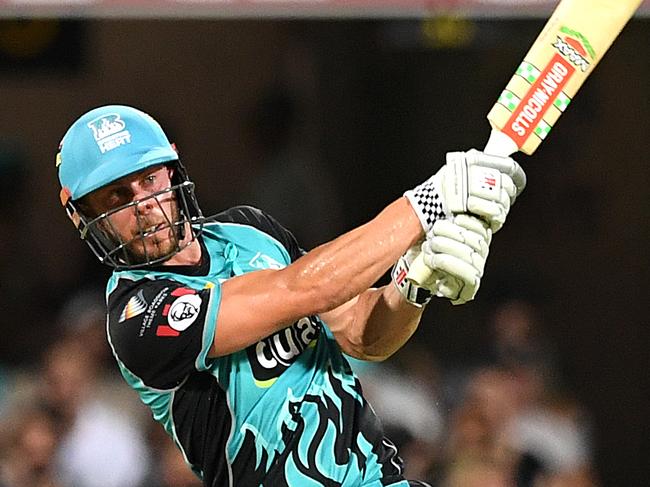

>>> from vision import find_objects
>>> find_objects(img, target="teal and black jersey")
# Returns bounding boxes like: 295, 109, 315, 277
106, 206, 408, 487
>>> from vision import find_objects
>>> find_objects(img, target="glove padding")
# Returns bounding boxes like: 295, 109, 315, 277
420, 214, 492, 305
404, 149, 526, 234
391, 246, 432, 308
444, 149, 526, 232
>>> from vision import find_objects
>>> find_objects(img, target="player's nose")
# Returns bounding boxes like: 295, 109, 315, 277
131, 185, 157, 215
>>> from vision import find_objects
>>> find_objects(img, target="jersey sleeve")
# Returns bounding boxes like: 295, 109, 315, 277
107, 277, 220, 390
215, 205, 305, 261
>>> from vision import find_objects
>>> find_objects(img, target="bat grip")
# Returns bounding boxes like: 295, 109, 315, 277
484, 128, 518, 157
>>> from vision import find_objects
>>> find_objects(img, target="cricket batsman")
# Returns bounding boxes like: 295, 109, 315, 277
56, 105, 525, 486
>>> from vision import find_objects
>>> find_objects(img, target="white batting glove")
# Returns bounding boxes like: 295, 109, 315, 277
391, 245, 433, 308
420, 214, 492, 305
404, 149, 526, 233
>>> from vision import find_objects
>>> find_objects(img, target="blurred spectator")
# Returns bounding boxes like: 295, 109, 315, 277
442, 367, 518, 475
54, 287, 150, 421
436, 296, 598, 487
506, 393, 597, 487
441, 459, 514, 487
140, 424, 202, 487
486, 298, 558, 386
353, 342, 444, 482
487, 298, 597, 485
56, 288, 115, 372
0, 406, 66, 487
40, 336, 151, 487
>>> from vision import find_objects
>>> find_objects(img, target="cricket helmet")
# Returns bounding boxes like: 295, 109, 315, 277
57, 105, 203, 269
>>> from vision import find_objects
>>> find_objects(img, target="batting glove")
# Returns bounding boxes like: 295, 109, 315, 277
404, 149, 526, 234
421, 214, 492, 305
391, 245, 433, 308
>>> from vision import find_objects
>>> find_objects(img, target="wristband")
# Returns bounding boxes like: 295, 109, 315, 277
391, 255, 432, 307
403, 172, 448, 233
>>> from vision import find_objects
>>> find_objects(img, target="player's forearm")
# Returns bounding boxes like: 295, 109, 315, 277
214, 197, 423, 357
285, 197, 423, 315
338, 285, 423, 361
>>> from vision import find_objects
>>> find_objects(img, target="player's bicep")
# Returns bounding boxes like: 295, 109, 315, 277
210, 267, 321, 357
108, 280, 217, 389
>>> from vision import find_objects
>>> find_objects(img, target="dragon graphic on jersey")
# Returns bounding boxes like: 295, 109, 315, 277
230, 363, 404, 486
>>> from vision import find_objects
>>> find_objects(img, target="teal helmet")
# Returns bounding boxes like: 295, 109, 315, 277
57, 105, 203, 269
58, 105, 180, 199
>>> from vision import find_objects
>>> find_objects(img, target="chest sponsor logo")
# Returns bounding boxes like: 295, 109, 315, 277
247, 316, 321, 386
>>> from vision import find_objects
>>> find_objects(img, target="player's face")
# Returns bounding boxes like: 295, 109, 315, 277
83, 165, 183, 263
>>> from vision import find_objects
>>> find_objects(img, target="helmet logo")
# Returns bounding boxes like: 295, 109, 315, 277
87, 113, 131, 154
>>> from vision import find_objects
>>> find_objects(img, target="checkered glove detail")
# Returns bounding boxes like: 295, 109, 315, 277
404, 172, 449, 233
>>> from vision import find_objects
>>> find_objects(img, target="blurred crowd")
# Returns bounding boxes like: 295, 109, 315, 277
355, 296, 599, 487
0, 289, 202, 487
0, 286, 599, 487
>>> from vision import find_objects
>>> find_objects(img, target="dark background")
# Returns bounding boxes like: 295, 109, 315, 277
0, 18, 648, 485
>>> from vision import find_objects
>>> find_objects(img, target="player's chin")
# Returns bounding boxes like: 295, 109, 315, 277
128, 236, 177, 263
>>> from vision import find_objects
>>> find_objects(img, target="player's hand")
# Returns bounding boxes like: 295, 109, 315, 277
444, 149, 526, 232
404, 149, 526, 233
420, 214, 492, 305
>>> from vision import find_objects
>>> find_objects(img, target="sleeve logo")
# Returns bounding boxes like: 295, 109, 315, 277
119, 290, 148, 323
154, 288, 203, 338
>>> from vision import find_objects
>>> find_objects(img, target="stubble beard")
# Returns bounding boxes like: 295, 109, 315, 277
125, 199, 184, 264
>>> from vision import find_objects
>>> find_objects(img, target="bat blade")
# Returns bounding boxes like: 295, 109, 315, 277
406, 0, 642, 289
487, 0, 643, 156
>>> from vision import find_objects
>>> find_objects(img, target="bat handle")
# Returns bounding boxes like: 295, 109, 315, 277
484, 128, 518, 157
406, 129, 518, 288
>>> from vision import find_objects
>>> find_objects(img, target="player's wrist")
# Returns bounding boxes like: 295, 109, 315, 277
403, 171, 449, 234
391, 253, 432, 308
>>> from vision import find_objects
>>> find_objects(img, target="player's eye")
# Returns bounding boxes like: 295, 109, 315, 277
111, 189, 127, 203
103, 193, 122, 210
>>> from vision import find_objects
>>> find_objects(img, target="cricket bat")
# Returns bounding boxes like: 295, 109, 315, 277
406, 0, 643, 287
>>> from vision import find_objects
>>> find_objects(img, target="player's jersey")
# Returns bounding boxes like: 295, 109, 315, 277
106, 206, 408, 487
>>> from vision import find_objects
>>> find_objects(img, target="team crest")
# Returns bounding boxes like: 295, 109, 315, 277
87, 113, 131, 153
156, 288, 202, 337
167, 294, 202, 331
